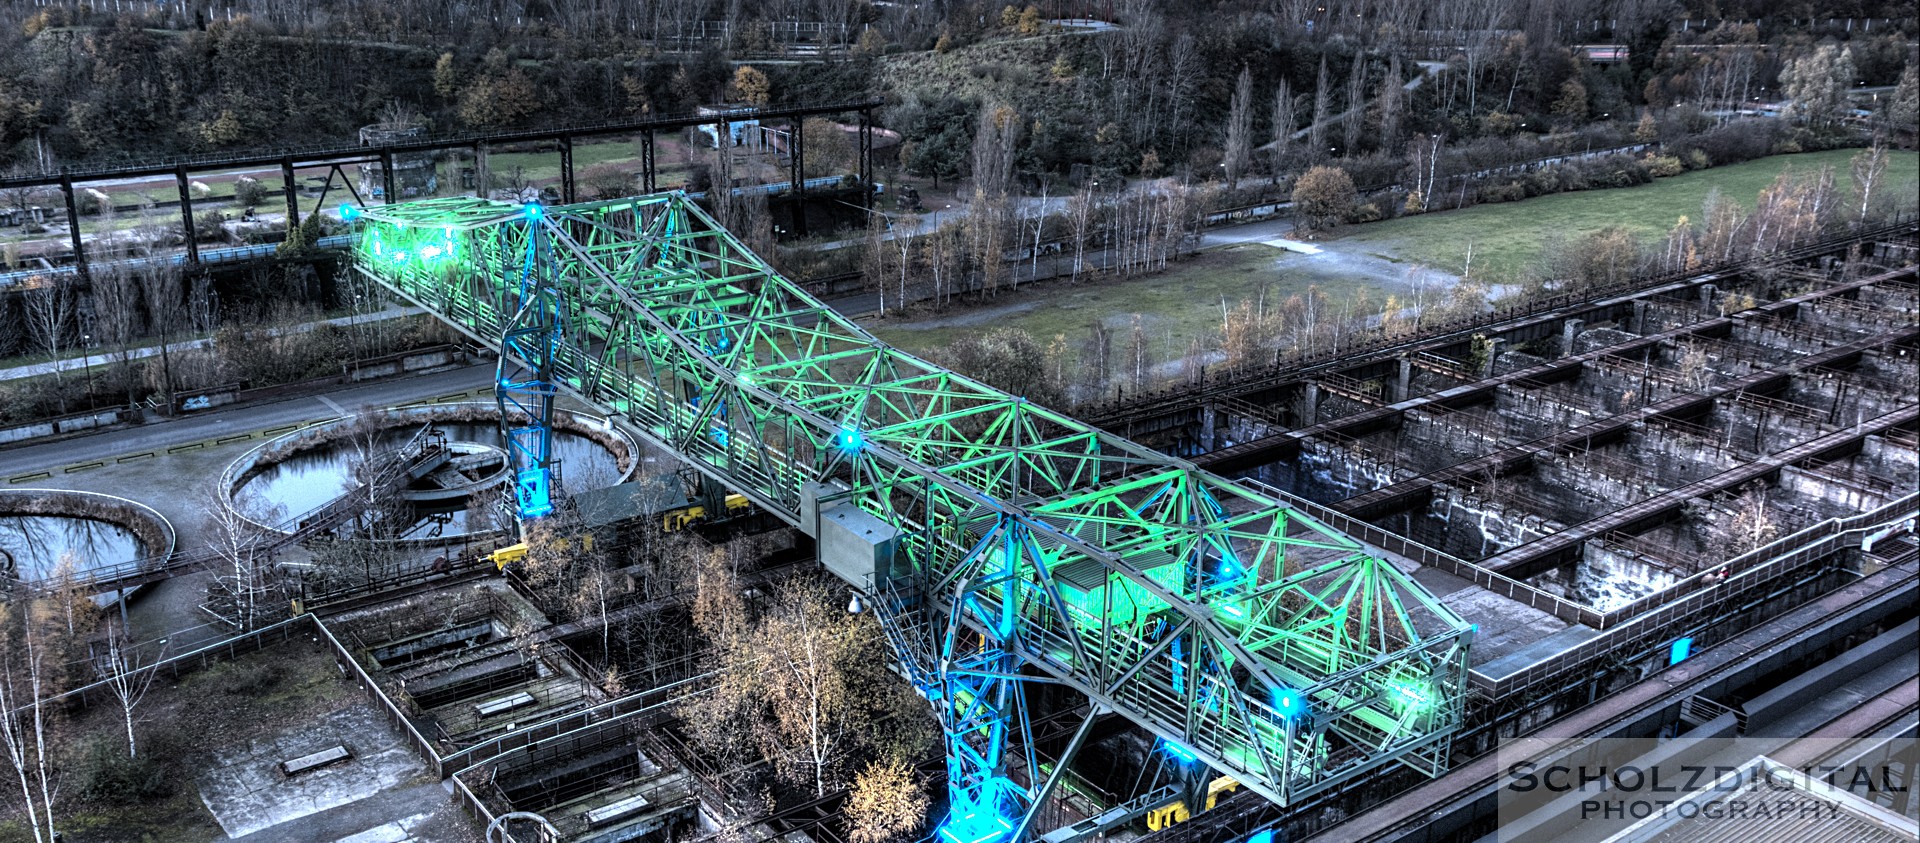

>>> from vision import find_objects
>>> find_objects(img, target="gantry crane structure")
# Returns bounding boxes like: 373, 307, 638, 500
347, 192, 1474, 842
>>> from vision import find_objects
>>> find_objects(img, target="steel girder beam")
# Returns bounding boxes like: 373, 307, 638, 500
347, 192, 1474, 828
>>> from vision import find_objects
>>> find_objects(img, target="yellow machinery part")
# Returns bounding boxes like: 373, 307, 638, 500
1205, 776, 1239, 810
664, 493, 753, 532
488, 535, 593, 571
663, 505, 707, 532
1145, 777, 1237, 830
489, 542, 530, 571
1146, 802, 1190, 830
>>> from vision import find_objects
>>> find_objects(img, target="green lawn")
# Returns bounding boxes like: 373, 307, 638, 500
482, 136, 697, 188
1336, 148, 1920, 282
870, 244, 1382, 361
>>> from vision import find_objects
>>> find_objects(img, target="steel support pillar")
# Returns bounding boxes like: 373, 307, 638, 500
789, 119, 807, 236
281, 160, 301, 228
859, 107, 874, 210
380, 149, 398, 204
641, 131, 656, 193
58, 175, 86, 279
496, 203, 560, 522
559, 136, 576, 204
176, 166, 200, 264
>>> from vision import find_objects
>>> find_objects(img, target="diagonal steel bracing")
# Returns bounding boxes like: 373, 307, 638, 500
349, 192, 1473, 837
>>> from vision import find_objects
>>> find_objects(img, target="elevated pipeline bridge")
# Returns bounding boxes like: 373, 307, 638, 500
0, 98, 879, 285
345, 192, 1474, 841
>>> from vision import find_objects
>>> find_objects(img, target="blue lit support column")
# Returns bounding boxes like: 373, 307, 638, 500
934, 517, 1098, 843
498, 202, 560, 521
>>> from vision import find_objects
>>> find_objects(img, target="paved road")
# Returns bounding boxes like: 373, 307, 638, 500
0, 363, 492, 478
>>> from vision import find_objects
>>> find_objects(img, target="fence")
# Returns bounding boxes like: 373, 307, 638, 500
312, 614, 446, 777
15, 614, 309, 716
1489, 493, 1918, 698
442, 671, 714, 775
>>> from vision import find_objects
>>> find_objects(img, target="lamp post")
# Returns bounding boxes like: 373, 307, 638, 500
81, 332, 96, 402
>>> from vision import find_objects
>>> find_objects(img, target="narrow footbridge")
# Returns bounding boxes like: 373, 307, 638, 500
347, 193, 1473, 840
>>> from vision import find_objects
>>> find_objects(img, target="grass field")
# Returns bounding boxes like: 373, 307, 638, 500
870, 244, 1382, 361
1335, 148, 1920, 283
482, 135, 698, 188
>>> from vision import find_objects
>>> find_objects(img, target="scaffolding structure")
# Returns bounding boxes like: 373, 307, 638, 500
347, 193, 1474, 840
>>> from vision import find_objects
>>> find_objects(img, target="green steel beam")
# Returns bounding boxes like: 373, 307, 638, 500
349, 192, 1474, 813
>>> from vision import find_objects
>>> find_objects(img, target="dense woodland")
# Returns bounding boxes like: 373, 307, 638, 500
0, 0, 1913, 176
0, 0, 1915, 417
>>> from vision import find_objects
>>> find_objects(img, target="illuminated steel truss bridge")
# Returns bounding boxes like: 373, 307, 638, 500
347, 193, 1474, 842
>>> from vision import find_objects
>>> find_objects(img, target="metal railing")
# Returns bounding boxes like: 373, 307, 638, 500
12, 614, 308, 716
1239, 479, 1605, 635
1490, 493, 1920, 698
313, 615, 447, 777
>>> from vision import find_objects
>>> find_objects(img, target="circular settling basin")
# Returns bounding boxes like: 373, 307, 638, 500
228, 404, 635, 542
0, 490, 177, 598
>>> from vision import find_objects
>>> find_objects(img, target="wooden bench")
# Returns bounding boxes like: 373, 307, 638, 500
585, 793, 650, 827
473, 691, 538, 718
280, 745, 352, 777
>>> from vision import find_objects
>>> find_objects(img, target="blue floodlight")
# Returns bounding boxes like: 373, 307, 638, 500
524, 201, 544, 220
339, 204, 359, 221
938, 811, 1013, 843
1669, 637, 1694, 665
837, 427, 864, 453
1274, 687, 1306, 719
1161, 738, 1198, 765
1249, 830, 1275, 843
421, 245, 443, 260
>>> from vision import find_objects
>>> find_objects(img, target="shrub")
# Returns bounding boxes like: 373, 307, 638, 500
234, 177, 269, 207
1556, 164, 1590, 192
75, 737, 177, 803
1693, 119, 1777, 166
1646, 155, 1685, 177
1478, 181, 1526, 203
1349, 202, 1384, 223
1685, 149, 1711, 170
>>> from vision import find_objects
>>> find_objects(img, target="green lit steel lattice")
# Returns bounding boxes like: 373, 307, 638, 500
347, 192, 1473, 817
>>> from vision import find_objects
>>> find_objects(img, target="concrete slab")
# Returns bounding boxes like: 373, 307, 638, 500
1477, 623, 1601, 680
334, 810, 432, 843
1438, 585, 1577, 667
200, 703, 432, 839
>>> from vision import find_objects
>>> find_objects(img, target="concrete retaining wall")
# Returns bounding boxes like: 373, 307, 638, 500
0, 408, 125, 445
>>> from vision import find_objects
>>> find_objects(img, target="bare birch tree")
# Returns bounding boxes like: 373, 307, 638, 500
138, 263, 186, 412
203, 484, 278, 630
89, 262, 145, 407
1309, 57, 1331, 156
1850, 144, 1889, 229
1343, 57, 1368, 154
0, 604, 58, 843
93, 619, 167, 759
1223, 67, 1254, 191
1377, 56, 1404, 154
1269, 79, 1297, 182
23, 277, 76, 414
1066, 184, 1098, 282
